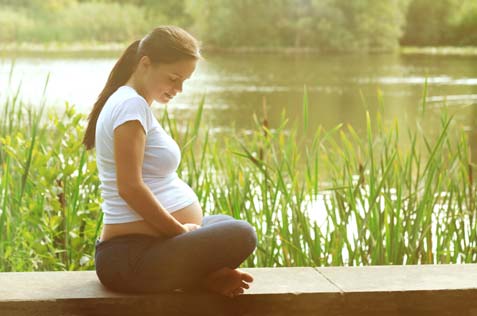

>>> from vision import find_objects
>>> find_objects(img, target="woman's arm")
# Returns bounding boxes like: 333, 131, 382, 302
114, 119, 186, 238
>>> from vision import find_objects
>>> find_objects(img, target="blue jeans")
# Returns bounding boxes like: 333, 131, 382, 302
94, 214, 258, 294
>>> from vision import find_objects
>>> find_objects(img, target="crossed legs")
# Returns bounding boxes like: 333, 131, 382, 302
119, 214, 258, 296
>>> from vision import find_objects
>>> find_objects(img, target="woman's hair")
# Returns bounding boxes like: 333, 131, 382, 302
82, 25, 203, 150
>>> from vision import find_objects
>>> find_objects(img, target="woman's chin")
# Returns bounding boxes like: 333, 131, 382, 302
161, 96, 172, 104
156, 97, 169, 104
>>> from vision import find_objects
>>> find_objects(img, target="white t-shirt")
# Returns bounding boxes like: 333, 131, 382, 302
95, 85, 199, 224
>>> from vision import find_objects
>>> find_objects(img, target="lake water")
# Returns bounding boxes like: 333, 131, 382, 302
1, 51, 476, 158
1, 51, 476, 128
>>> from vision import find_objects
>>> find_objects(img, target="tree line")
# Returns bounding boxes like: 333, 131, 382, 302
1, 0, 476, 52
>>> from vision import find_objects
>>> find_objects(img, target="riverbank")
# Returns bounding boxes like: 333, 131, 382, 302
400, 46, 477, 56
1, 42, 477, 56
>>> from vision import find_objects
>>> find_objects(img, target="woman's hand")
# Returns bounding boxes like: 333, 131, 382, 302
182, 223, 201, 233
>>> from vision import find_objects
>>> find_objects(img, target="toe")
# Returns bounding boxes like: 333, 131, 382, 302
232, 287, 244, 297
240, 272, 254, 283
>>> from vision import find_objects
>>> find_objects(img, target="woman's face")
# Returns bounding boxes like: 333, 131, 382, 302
141, 57, 198, 104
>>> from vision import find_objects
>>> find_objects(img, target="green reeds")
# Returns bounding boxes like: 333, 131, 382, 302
0, 67, 476, 272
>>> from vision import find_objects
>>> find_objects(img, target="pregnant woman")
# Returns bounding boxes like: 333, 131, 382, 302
81, 25, 257, 298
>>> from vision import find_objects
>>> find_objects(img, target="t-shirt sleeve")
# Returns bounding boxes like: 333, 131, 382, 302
110, 97, 151, 135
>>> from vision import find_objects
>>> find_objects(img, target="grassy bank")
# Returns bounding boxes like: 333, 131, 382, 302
3, 42, 477, 56
0, 70, 476, 272
401, 46, 477, 56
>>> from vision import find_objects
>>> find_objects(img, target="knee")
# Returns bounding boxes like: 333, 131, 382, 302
214, 214, 235, 222
232, 220, 258, 254
202, 214, 235, 226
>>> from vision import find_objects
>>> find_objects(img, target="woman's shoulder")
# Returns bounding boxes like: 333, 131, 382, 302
108, 86, 148, 108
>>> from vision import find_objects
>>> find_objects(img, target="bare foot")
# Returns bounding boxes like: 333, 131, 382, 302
201, 267, 253, 297
209, 267, 253, 283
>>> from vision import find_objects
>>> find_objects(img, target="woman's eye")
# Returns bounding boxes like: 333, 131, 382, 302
170, 77, 178, 82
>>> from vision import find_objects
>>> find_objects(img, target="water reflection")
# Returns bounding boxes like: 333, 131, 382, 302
0, 51, 475, 139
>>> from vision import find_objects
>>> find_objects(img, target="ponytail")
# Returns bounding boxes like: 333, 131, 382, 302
82, 25, 203, 151
82, 39, 141, 150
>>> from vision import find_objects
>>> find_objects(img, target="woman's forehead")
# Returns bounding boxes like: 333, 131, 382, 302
158, 60, 197, 78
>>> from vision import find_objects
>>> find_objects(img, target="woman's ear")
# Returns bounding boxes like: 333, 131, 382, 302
138, 55, 152, 71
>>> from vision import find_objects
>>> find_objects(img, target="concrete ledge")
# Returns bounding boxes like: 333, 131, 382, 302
1, 264, 477, 316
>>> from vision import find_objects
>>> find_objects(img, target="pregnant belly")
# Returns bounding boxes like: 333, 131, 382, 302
170, 200, 203, 225
100, 200, 204, 241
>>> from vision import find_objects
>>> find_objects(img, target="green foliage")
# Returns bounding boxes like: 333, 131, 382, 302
56, 2, 150, 42
451, 1, 477, 45
0, 0, 411, 52
0, 0, 76, 11
0, 2, 150, 43
401, 0, 459, 45
332, 0, 408, 51
0, 7, 35, 42
1, 65, 476, 270
143, 0, 194, 28
401, 0, 477, 46
0, 0, 476, 54
186, 0, 408, 52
